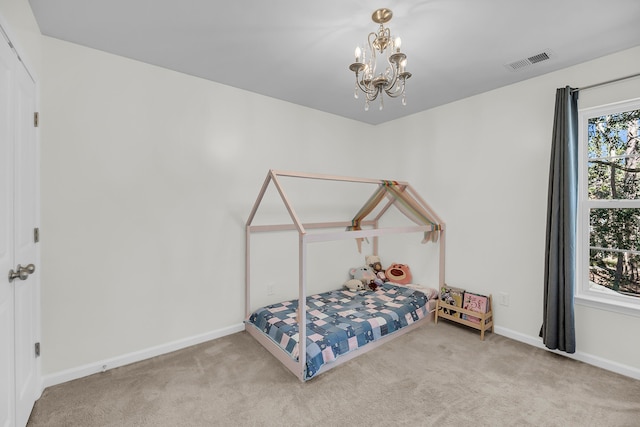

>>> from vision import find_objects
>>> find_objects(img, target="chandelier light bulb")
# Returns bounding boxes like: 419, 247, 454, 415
395, 37, 402, 52
355, 46, 361, 62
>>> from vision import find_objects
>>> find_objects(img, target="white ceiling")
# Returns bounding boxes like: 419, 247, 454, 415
28, 0, 640, 125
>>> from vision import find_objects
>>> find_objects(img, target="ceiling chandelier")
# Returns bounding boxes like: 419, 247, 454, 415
349, 8, 412, 111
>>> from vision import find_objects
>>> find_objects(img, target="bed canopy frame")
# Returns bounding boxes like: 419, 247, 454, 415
245, 170, 446, 381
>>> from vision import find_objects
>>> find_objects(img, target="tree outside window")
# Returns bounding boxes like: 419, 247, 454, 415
586, 106, 640, 299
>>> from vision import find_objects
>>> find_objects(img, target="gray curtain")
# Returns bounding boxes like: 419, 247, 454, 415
540, 86, 578, 353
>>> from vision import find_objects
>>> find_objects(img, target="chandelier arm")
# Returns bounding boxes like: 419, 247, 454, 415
366, 89, 380, 102
384, 73, 404, 96
384, 82, 406, 98
384, 53, 400, 91
354, 74, 382, 102
354, 72, 377, 96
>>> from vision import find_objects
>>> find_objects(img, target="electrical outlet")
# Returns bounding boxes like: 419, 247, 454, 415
499, 292, 510, 306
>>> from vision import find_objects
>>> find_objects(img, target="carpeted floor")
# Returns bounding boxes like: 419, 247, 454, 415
28, 321, 640, 427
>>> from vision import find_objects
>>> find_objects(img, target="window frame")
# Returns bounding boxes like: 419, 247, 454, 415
576, 97, 640, 317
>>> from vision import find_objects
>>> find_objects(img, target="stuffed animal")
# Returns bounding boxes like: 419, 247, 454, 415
365, 255, 387, 284
344, 279, 366, 292
350, 265, 376, 284
385, 263, 412, 285
440, 288, 453, 315
349, 265, 378, 291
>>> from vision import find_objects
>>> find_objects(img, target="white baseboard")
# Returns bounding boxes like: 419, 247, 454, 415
41, 323, 245, 390
494, 326, 640, 380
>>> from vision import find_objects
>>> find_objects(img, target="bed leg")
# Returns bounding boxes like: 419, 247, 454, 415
434, 301, 439, 324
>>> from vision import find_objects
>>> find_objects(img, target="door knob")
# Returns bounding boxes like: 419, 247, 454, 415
8, 264, 36, 283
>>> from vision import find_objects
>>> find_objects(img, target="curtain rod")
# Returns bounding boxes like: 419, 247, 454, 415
571, 72, 640, 93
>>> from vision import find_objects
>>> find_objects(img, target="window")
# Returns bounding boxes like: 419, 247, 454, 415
577, 98, 640, 315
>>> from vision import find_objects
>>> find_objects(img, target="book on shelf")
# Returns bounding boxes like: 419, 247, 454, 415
461, 292, 490, 324
439, 285, 465, 318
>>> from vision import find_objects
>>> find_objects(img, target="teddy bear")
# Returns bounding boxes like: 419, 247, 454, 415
349, 265, 378, 291
365, 255, 387, 285
344, 278, 366, 292
385, 263, 412, 285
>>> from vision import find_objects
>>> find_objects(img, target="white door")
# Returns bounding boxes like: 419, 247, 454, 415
13, 46, 38, 427
0, 30, 39, 427
0, 32, 16, 427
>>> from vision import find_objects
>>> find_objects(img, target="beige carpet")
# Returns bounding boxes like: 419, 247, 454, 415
28, 321, 640, 427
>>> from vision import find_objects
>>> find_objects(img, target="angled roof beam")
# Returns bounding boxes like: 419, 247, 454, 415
245, 170, 307, 234
270, 170, 305, 234
245, 172, 272, 228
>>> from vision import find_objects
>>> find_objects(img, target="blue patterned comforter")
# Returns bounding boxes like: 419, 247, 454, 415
247, 283, 428, 380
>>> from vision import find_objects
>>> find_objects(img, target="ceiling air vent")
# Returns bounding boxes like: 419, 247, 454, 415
528, 52, 550, 64
505, 50, 553, 71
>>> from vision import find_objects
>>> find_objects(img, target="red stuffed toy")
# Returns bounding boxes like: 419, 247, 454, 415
385, 263, 412, 285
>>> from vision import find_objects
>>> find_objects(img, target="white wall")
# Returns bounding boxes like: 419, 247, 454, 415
40, 37, 395, 375
384, 46, 640, 375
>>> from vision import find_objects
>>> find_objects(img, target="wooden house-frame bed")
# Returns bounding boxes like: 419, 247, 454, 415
245, 170, 446, 381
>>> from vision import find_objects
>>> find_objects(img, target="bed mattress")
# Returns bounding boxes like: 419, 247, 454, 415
246, 283, 429, 380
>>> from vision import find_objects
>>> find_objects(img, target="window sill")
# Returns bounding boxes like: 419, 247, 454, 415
575, 293, 640, 318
